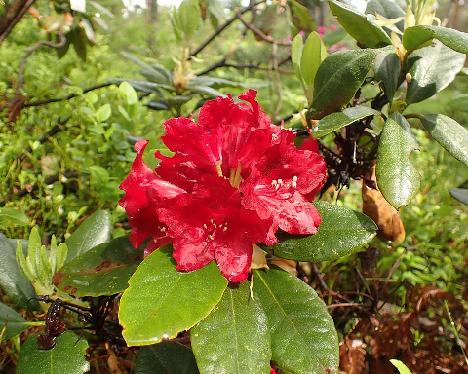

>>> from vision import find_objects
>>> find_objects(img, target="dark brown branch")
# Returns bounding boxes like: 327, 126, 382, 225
0, 0, 36, 43
197, 58, 293, 76
23, 82, 115, 107
189, 0, 266, 58
237, 15, 291, 46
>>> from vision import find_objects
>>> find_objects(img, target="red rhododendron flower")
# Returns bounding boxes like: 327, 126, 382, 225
119, 90, 327, 281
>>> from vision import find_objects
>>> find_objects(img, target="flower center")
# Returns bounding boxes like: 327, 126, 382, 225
229, 164, 243, 188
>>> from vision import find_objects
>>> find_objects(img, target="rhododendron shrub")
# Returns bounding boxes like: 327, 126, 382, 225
115, 90, 378, 374
119, 90, 327, 281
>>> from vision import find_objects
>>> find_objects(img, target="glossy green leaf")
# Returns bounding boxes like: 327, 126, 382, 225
253, 268, 339, 374
406, 42, 465, 104
374, 46, 401, 101
301, 31, 326, 104
0, 235, 37, 309
311, 49, 376, 118
328, 0, 392, 48
17, 332, 89, 374
313, 106, 379, 137
419, 114, 468, 165
272, 201, 377, 261
135, 342, 199, 374
55, 237, 140, 297
65, 210, 111, 262
0, 301, 41, 341
376, 113, 420, 208
0, 207, 28, 227
191, 283, 271, 374
366, 0, 405, 31
119, 247, 227, 346
403, 25, 468, 55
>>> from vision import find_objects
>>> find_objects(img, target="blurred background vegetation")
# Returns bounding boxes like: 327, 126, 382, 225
0, 0, 467, 372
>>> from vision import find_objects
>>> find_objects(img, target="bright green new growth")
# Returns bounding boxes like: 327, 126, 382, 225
16, 227, 68, 297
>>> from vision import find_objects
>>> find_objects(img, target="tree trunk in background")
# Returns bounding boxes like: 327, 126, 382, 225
0, 0, 35, 43
447, 0, 460, 30
146, 0, 158, 48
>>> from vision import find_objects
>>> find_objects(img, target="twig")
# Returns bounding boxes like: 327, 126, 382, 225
327, 303, 364, 309
237, 15, 291, 46
0, 0, 36, 43
197, 59, 293, 75
19, 116, 70, 161
16, 34, 66, 94
189, 0, 267, 58
23, 82, 114, 107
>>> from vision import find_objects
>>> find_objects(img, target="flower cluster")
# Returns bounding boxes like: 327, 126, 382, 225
120, 90, 327, 281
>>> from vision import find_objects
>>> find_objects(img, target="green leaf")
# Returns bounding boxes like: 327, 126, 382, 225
376, 113, 420, 208
65, 210, 111, 262
301, 31, 326, 104
55, 237, 139, 297
96, 104, 112, 122
119, 247, 227, 346
311, 49, 376, 118
374, 46, 401, 101
0, 207, 28, 227
176, 0, 201, 39
403, 25, 468, 55
292, 33, 305, 89
313, 106, 379, 137
135, 342, 199, 374
406, 41, 465, 105
119, 81, 138, 105
419, 114, 468, 165
328, 0, 392, 48
191, 283, 271, 374
366, 0, 405, 31
0, 301, 40, 341
0, 235, 37, 309
271, 201, 377, 261
17, 332, 89, 374
290, 0, 316, 34
253, 268, 339, 374
390, 359, 412, 374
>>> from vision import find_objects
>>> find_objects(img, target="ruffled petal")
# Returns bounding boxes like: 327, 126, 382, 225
120, 140, 181, 249
173, 227, 215, 272
240, 131, 326, 238
214, 238, 252, 282
162, 117, 220, 172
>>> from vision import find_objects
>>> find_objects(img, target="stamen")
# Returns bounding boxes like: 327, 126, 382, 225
292, 175, 298, 189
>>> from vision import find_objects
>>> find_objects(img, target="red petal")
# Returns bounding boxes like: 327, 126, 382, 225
173, 227, 215, 272
299, 136, 320, 154
215, 238, 252, 282
240, 131, 326, 238
162, 117, 220, 172
120, 140, 180, 249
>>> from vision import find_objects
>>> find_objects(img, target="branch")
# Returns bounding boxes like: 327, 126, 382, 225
237, 15, 291, 46
23, 82, 115, 107
16, 34, 66, 94
189, 0, 266, 58
197, 57, 293, 75
0, 0, 36, 43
